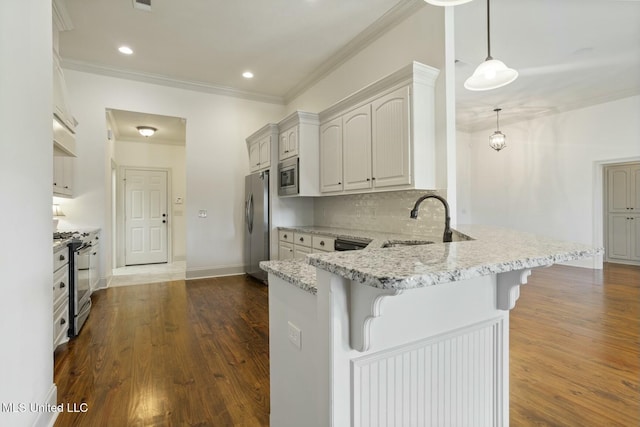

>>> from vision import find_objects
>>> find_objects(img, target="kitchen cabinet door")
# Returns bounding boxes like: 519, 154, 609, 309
607, 164, 640, 213
342, 104, 372, 191
259, 136, 271, 170
608, 214, 633, 260
53, 156, 73, 197
279, 242, 294, 260
371, 86, 411, 188
293, 244, 313, 260
320, 117, 343, 193
279, 126, 298, 161
249, 142, 261, 172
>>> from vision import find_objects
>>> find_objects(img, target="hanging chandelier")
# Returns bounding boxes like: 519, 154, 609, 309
464, 0, 518, 91
489, 108, 506, 151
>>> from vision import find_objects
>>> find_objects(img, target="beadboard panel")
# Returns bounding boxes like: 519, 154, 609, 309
352, 319, 504, 427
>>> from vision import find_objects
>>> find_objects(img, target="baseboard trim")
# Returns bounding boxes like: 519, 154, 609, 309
32, 384, 58, 427
186, 265, 245, 280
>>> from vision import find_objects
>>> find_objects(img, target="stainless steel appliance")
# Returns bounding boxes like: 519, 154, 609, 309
54, 230, 96, 337
244, 170, 270, 282
334, 237, 371, 251
278, 157, 299, 196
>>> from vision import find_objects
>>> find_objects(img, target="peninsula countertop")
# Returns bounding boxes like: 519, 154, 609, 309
260, 225, 603, 292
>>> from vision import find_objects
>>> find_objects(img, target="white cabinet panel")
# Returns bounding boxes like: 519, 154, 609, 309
293, 245, 313, 260
320, 118, 343, 193
247, 124, 277, 173
343, 105, 372, 191
53, 155, 73, 197
608, 214, 631, 259
279, 126, 298, 161
279, 242, 294, 260
371, 86, 411, 188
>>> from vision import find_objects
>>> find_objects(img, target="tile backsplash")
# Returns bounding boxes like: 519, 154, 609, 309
314, 189, 447, 238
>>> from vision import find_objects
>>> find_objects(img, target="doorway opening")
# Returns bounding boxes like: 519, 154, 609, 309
106, 108, 187, 286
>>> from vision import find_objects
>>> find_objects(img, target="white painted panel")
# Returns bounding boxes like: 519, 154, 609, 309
150, 226, 161, 251
149, 190, 161, 219
608, 168, 630, 212
131, 190, 144, 219
131, 227, 144, 253
608, 214, 631, 259
343, 105, 372, 191
352, 320, 502, 427
320, 118, 343, 193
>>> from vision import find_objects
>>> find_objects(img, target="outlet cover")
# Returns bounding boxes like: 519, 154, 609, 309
287, 321, 302, 350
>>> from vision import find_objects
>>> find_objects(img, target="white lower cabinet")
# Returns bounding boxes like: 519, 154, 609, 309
53, 245, 70, 350
278, 230, 336, 260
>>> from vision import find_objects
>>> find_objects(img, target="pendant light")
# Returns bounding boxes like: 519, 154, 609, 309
137, 126, 157, 137
424, 0, 473, 6
464, 0, 518, 91
489, 108, 506, 151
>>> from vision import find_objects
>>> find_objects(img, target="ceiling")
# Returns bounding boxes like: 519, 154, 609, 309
59, 0, 640, 133
107, 109, 186, 145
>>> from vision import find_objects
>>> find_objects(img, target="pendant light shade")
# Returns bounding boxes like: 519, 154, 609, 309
464, 0, 518, 91
464, 59, 518, 91
489, 108, 507, 151
424, 0, 473, 6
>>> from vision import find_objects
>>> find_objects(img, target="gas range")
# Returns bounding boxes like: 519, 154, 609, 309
53, 230, 98, 248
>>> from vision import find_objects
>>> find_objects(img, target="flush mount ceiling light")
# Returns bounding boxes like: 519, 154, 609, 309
137, 126, 157, 137
464, 0, 518, 91
489, 108, 506, 151
423, 0, 473, 6
242, 71, 254, 79
118, 46, 134, 55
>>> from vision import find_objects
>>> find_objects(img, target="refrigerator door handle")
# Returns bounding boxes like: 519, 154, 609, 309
247, 193, 254, 234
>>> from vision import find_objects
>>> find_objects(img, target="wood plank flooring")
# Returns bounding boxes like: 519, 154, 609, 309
54, 263, 639, 427
510, 263, 639, 426
54, 276, 269, 427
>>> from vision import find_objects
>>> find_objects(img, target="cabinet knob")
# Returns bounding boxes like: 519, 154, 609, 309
59, 255, 65, 261
299, 237, 304, 242
60, 282, 65, 288
366, 178, 370, 181
283, 234, 287, 238
320, 241, 325, 246
289, 248, 293, 252
60, 318, 66, 325
372, 177, 376, 180
338, 182, 342, 185
64, 186, 69, 189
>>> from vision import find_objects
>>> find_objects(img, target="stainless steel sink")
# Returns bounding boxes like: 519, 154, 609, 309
381, 240, 434, 248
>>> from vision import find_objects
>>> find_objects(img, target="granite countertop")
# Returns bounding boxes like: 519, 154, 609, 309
259, 260, 317, 295
261, 224, 603, 293
53, 238, 72, 251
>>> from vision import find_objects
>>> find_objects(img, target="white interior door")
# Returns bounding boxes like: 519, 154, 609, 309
125, 169, 168, 265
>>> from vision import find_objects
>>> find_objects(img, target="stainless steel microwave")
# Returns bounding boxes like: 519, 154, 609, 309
278, 157, 299, 196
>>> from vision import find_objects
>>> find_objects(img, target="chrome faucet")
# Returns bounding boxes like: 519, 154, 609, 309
410, 194, 453, 243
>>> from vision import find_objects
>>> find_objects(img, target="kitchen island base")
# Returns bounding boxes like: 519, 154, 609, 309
269, 268, 533, 427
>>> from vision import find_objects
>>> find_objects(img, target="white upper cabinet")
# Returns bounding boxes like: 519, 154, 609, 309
277, 111, 320, 196
318, 62, 439, 195
52, 51, 77, 157
319, 117, 343, 193
371, 86, 410, 188
279, 126, 298, 161
246, 124, 277, 173
343, 104, 372, 191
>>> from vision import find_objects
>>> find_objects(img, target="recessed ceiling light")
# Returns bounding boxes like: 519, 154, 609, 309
242, 71, 254, 79
118, 46, 134, 55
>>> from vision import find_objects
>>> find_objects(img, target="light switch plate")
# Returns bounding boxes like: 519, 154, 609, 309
287, 321, 302, 350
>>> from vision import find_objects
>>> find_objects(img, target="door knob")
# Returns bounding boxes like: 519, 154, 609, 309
163, 220, 166, 223
163, 213, 166, 217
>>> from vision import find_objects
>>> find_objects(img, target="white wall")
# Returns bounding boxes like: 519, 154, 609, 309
0, 1, 57, 426
62, 70, 285, 280
285, 5, 449, 189
114, 140, 187, 264
457, 95, 640, 268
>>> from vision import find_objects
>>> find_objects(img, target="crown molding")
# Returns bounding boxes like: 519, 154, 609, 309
52, 0, 74, 32
61, 59, 285, 105
283, 0, 426, 104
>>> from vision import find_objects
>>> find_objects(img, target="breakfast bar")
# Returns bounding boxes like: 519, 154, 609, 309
260, 225, 602, 427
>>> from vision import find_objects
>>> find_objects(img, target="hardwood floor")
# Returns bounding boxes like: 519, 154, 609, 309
54, 264, 639, 427
510, 263, 639, 426
54, 276, 269, 427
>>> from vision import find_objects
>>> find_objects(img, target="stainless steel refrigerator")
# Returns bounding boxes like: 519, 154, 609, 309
244, 170, 269, 282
